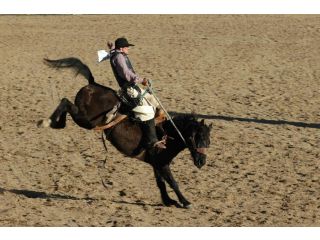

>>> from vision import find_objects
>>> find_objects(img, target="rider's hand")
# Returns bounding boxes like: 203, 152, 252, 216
142, 78, 149, 86
107, 41, 113, 50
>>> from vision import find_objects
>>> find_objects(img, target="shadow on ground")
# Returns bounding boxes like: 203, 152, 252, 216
0, 187, 97, 201
169, 111, 320, 129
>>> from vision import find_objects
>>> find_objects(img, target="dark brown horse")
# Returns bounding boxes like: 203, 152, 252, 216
38, 58, 212, 208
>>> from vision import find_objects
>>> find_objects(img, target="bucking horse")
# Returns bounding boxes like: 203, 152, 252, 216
38, 57, 212, 208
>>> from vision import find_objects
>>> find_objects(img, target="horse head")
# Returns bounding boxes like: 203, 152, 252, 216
174, 115, 212, 169
187, 118, 212, 169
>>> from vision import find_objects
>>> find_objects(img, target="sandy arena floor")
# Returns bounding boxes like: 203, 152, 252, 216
0, 15, 319, 226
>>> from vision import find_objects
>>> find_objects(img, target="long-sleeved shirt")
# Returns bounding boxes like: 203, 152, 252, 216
110, 50, 144, 88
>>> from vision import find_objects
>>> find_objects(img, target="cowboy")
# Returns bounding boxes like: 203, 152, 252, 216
109, 37, 166, 152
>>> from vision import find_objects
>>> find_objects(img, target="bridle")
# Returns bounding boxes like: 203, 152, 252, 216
188, 133, 207, 156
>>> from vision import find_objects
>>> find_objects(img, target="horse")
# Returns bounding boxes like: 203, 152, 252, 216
38, 57, 212, 208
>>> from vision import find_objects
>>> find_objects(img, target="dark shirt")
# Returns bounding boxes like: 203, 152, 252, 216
110, 50, 143, 88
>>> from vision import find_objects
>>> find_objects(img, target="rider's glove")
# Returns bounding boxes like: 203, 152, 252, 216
142, 78, 149, 86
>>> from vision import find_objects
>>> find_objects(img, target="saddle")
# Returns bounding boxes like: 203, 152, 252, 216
94, 105, 167, 161
94, 105, 166, 131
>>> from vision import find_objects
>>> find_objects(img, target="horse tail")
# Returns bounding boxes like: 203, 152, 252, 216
43, 57, 95, 84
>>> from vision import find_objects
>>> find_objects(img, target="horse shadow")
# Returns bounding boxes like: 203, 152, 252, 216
169, 111, 320, 129
112, 199, 163, 207
0, 187, 180, 207
0, 187, 97, 201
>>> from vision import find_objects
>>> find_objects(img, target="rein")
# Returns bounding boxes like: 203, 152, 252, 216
146, 81, 187, 145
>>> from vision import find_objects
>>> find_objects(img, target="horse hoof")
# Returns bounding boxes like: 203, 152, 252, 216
37, 119, 51, 128
163, 200, 178, 207
184, 203, 192, 209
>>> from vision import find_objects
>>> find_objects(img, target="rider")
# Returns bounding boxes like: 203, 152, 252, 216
109, 37, 166, 153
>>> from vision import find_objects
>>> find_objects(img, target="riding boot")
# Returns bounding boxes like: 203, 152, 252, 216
140, 118, 165, 164
140, 118, 166, 150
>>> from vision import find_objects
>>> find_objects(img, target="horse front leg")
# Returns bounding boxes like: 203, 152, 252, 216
153, 167, 179, 207
161, 165, 192, 209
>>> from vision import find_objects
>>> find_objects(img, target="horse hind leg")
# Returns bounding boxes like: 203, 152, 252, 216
37, 98, 72, 129
37, 98, 93, 129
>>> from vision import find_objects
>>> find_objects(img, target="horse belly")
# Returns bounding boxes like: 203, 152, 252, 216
108, 120, 144, 157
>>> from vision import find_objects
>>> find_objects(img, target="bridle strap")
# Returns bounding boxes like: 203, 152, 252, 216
196, 147, 206, 155
189, 136, 207, 156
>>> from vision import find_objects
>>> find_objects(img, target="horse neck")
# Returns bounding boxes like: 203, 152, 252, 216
163, 117, 191, 152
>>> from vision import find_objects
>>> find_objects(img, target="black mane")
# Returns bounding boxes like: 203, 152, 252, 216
172, 113, 198, 129
161, 113, 203, 145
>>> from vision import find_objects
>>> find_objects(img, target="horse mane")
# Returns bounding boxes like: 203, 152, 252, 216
169, 113, 211, 135
161, 113, 199, 139
172, 113, 198, 128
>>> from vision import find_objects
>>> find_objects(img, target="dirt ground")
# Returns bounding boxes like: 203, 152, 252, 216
0, 15, 319, 227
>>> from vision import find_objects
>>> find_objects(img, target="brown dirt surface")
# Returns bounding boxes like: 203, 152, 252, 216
0, 15, 319, 226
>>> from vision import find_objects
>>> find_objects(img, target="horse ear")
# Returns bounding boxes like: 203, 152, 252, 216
200, 119, 205, 125
190, 111, 197, 121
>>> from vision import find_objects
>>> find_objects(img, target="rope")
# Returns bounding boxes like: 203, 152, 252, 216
96, 131, 110, 189
101, 131, 109, 153
147, 80, 187, 145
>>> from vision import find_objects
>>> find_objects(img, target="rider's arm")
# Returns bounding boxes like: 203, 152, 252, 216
113, 54, 144, 84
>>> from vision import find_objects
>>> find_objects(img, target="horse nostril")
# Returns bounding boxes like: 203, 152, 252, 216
195, 157, 206, 169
